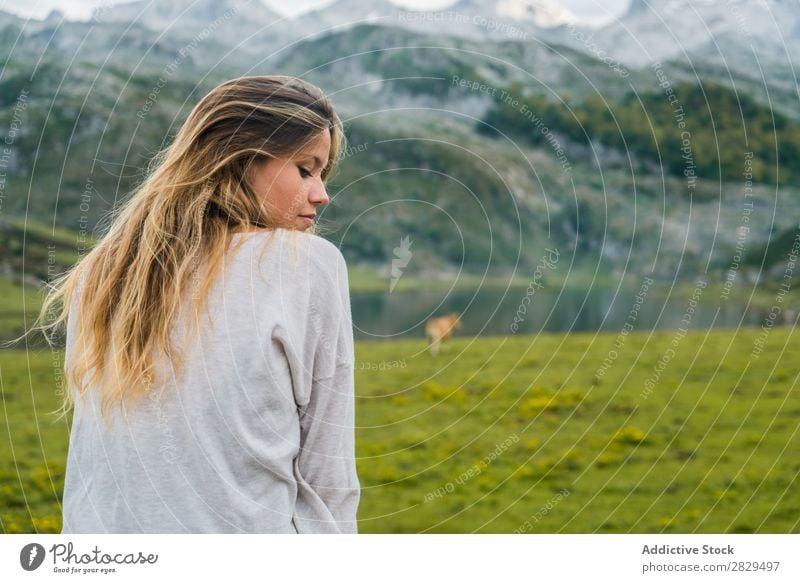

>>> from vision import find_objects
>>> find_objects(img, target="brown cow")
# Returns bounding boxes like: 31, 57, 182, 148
425, 312, 462, 356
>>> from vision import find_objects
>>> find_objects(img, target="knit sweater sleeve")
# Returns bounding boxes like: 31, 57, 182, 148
291, 240, 360, 534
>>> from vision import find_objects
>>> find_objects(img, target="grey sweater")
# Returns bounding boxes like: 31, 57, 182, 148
60, 229, 360, 533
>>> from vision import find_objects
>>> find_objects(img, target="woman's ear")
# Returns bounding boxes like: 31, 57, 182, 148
243, 156, 268, 194
244, 156, 261, 181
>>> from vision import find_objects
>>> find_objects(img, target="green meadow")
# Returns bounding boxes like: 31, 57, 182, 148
1, 324, 798, 533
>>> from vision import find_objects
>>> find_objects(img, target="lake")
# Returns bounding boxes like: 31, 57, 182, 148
350, 280, 788, 340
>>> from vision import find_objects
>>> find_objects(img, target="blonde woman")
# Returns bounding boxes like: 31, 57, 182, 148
29, 75, 359, 533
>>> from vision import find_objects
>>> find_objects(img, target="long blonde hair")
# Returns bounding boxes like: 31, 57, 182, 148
14, 75, 346, 427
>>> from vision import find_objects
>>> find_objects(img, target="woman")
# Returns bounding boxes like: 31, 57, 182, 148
31, 75, 360, 533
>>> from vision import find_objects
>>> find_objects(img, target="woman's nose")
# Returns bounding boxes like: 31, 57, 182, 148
310, 181, 330, 206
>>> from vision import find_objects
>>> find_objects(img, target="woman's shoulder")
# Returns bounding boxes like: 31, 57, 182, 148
233, 228, 347, 281
235, 227, 343, 260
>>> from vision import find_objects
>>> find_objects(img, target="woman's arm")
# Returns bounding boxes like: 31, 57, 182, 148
294, 247, 359, 533
296, 361, 359, 533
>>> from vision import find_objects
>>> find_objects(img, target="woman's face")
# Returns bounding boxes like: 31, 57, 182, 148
248, 128, 331, 231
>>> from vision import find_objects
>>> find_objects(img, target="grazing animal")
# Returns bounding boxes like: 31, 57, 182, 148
425, 312, 462, 356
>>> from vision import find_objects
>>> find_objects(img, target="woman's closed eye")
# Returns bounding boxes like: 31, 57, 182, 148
298, 166, 312, 178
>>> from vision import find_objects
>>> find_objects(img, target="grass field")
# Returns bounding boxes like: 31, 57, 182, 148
1, 325, 798, 534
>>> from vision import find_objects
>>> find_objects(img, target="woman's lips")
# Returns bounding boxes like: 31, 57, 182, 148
299, 214, 315, 224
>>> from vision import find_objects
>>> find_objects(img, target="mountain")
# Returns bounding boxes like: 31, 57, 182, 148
1, 20, 637, 275
493, 0, 577, 28
290, 0, 399, 34
296, 0, 576, 42
0, 2, 798, 283
0, 0, 287, 75
91, 0, 289, 56
566, 0, 800, 71
92, 0, 282, 35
